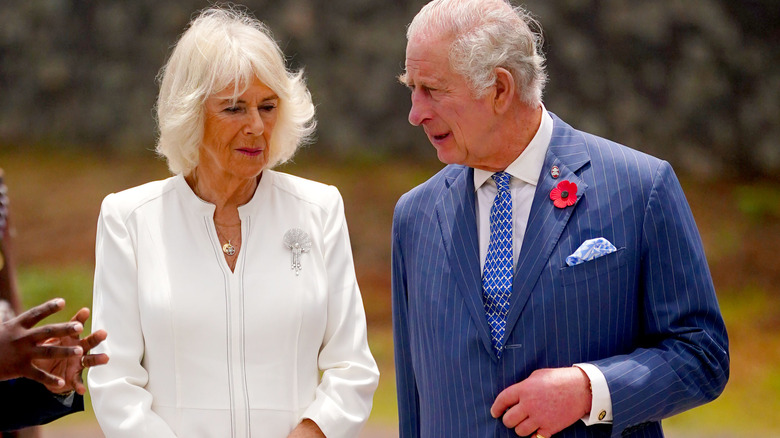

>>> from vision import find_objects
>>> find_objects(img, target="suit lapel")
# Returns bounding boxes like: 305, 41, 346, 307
504, 115, 591, 338
435, 166, 495, 357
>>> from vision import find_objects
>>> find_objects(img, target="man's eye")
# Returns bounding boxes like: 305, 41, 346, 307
421, 86, 438, 95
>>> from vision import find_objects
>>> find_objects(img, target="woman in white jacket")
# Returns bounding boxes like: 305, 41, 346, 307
88, 7, 379, 437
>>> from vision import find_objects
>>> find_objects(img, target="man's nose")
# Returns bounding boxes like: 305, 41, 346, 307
408, 90, 430, 126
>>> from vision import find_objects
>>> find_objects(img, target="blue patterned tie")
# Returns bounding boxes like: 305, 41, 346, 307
482, 171, 513, 356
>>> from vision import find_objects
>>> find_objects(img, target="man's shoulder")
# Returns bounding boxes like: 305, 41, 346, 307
398, 164, 465, 202
550, 113, 665, 177
393, 164, 466, 224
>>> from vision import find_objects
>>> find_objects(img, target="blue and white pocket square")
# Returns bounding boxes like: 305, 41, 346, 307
566, 237, 617, 266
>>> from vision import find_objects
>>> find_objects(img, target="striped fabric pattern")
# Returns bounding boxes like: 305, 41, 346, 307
391, 113, 729, 438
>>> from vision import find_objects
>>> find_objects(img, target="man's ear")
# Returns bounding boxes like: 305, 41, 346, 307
493, 67, 515, 114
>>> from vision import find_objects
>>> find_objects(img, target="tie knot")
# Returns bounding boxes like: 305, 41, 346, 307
492, 172, 511, 192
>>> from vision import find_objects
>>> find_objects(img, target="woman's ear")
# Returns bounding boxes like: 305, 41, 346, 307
493, 67, 515, 114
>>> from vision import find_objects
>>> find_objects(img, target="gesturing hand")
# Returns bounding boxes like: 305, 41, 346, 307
491, 367, 593, 438
34, 307, 109, 395
0, 298, 84, 389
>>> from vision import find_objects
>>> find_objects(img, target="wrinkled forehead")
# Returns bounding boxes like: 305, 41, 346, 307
402, 33, 454, 78
405, 32, 453, 65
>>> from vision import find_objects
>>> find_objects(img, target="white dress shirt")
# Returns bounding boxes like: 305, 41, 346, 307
474, 106, 613, 425
88, 170, 379, 437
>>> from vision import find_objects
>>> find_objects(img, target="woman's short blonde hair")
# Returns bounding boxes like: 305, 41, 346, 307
155, 6, 316, 175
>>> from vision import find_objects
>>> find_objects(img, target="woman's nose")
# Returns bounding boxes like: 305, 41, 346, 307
244, 108, 264, 135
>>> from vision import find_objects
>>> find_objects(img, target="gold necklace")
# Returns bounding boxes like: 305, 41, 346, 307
222, 241, 236, 256
215, 226, 239, 256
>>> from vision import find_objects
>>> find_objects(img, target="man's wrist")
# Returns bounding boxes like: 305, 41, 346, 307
574, 363, 613, 424
52, 389, 76, 401
576, 366, 593, 416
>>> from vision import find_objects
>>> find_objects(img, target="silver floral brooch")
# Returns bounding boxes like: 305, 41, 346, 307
283, 228, 312, 276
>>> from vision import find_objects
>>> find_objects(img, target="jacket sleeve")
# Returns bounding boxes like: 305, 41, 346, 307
592, 161, 730, 437
87, 194, 177, 437
391, 198, 421, 438
0, 378, 83, 431
300, 187, 379, 438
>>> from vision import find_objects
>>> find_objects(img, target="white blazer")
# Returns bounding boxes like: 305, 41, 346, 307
88, 171, 379, 438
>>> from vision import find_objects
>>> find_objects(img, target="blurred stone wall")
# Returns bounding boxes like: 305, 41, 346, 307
1, 0, 778, 178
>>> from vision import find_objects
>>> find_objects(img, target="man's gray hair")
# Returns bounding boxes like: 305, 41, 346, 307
407, 0, 547, 106
155, 6, 316, 175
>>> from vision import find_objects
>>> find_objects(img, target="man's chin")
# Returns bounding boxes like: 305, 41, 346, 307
434, 148, 462, 166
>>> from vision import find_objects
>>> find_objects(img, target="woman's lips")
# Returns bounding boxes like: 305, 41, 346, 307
236, 148, 263, 156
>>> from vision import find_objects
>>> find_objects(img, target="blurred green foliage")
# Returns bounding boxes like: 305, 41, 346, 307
18, 265, 94, 326
735, 184, 780, 222
666, 287, 780, 435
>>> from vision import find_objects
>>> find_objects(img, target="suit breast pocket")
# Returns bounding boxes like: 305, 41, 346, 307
559, 247, 626, 286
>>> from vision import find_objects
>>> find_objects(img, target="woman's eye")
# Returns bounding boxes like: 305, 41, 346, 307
224, 106, 242, 113
260, 104, 277, 112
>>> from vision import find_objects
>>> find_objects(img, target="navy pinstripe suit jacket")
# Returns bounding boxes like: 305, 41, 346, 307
391, 114, 729, 438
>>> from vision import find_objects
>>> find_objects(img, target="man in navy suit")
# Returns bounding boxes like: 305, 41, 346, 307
391, 0, 729, 437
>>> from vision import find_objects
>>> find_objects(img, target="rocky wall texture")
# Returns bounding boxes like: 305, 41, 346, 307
1, 0, 778, 178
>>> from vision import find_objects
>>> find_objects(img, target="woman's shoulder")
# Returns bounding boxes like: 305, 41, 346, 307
266, 170, 341, 208
100, 176, 180, 217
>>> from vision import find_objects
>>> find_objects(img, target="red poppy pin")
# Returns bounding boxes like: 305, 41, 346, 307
550, 180, 578, 208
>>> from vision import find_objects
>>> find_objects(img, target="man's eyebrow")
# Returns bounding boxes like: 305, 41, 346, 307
397, 72, 410, 87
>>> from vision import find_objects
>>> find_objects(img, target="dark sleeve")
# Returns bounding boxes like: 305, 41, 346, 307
0, 378, 84, 431
594, 161, 729, 436
391, 201, 421, 438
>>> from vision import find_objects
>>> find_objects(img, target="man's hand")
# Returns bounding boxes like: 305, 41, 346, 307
0, 298, 84, 388
287, 419, 326, 438
34, 307, 109, 395
491, 367, 592, 437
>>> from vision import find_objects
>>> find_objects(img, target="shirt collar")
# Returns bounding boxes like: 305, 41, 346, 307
474, 104, 553, 190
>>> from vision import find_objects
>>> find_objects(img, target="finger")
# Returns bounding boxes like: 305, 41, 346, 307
70, 307, 90, 325
71, 368, 87, 395
80, 329, 107, 351
15, 298, 65, 329
502, 402, 529, 429
492, 385, 519, 418
512, 417, 539, 437
38, 337, 62, 347
26, 366, 65, 389
535, 426, 557, 438
27, 322, 83, 344
31, 344, 83, 360
82, 353, 109, 368
74, 380, 87, 395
